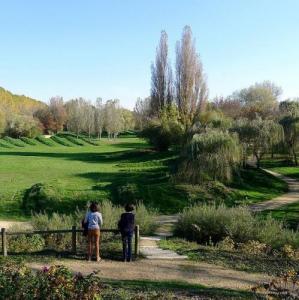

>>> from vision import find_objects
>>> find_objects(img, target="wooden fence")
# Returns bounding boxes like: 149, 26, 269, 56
1, 225, 140, 258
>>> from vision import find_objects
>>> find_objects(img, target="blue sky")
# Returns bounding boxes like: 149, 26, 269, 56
0, 0, 299, 109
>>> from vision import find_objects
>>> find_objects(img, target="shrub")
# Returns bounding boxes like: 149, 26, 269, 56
64, 135, 85, 145
22, 183, 64, 214
175, 204, 299, 250
239, 240, 267, 255
135, 203, 158, 235
3, 136, 26, 147
8, 234, 45, 253
140, 119, 184, 151
0, 264, 105, 299
116, 183, 141, 204
35, 135, 55, 146
178, 130, 241, 183
81, 137, 100, 145
20, 137, 38, 145
0, 139, 12, 148
51, 135, 72, 146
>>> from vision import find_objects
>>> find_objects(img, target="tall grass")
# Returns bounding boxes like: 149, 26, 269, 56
175, 204, 299, 250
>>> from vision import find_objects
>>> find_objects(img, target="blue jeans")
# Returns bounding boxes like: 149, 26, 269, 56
122, 232, 133, 261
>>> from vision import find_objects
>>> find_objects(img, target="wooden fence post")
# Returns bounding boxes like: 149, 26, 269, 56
1, 228, 7, 257
72, 226, 77, 254
134, 225, 140, 258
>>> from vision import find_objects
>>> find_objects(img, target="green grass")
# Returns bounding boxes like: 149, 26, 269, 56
261, 158, 299, 180
103, 278, 255, 299
0, 137, 289, 219
260, 158, 299, 228
159, 238, 299, 275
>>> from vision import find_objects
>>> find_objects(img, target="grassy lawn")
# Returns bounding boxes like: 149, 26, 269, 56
260, 158, 299, 228
261, 158, 299, 180
159, 238, 299, 275
0, 136, 289, 219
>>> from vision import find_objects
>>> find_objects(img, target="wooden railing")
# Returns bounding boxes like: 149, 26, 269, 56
1, 225, 140, 258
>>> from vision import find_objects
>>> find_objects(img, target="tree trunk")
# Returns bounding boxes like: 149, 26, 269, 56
242, 144, 247, 168
292, 147, 298, 166
271, 146, 274, 159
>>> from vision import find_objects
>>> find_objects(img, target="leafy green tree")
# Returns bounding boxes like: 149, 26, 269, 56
178, 130, 241, 183
232, 118, 284, 168
231, 81, 281, 119
141, 105, 184, 151
5, 115, 42, 138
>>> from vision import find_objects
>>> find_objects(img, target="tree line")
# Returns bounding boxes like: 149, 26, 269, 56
137, 26, 299, 185
0, 92, 135, 139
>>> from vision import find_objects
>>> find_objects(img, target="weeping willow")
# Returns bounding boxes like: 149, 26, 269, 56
179, 130, 241, 183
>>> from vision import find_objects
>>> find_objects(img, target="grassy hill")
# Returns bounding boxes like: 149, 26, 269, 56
0, 135, 288, 220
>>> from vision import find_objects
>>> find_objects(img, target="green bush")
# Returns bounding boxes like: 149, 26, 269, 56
140, 105, 184, 151
0, 139, 12, 148
0, 264, 105, 299
141, 119, 184, 151
35, 135, 55, 146
175, 204, 299, 250
20, 137, 38, 145
51, 135, 73, 146
178, 130, 241, 184
8, 234, 45, 253
22, 183, 64, 214
63, 135, 85, 145
3, 136, 26, 147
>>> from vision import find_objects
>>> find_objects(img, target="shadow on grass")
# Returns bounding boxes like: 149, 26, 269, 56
104, 278, 255, 299
0, 149, 172, 165
77, 169, 188, 213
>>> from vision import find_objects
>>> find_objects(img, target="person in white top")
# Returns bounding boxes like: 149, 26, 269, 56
84, 202, 103, 262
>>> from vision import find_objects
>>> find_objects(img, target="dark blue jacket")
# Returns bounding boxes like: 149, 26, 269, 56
118, 212, 135, 234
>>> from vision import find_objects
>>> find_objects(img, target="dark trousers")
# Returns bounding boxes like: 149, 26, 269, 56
122, 232, 133, 261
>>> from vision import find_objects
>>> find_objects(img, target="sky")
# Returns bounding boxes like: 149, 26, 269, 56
0, 0, 299, 109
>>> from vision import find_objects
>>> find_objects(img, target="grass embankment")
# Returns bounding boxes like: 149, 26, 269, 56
159, 238, 299, 275
0, 136, 288, 219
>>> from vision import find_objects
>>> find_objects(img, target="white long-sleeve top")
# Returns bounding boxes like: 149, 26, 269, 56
84, 211, 103, 230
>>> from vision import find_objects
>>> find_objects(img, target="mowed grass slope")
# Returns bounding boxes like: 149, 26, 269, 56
0, 136, 288, 219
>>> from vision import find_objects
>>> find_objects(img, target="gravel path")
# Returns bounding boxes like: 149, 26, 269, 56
250, 169, 299, 212
28, 259, 270, 291
0, 220, 31, 229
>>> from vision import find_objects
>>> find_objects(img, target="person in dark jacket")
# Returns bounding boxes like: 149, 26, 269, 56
118, 203, 135, 262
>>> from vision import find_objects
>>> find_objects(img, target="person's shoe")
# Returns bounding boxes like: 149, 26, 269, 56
96, 257, 101, 262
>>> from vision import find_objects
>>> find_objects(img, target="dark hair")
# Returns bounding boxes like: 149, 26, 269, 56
90, 202, 98, 213
125, 203, 134, 212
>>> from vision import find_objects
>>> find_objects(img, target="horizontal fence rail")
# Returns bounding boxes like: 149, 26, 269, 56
1, 225, 140, 258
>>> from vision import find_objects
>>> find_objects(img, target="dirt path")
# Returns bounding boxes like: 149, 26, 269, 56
28, 259, 270, 291
250, 169, 299, 212
0, 220, 31, 229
